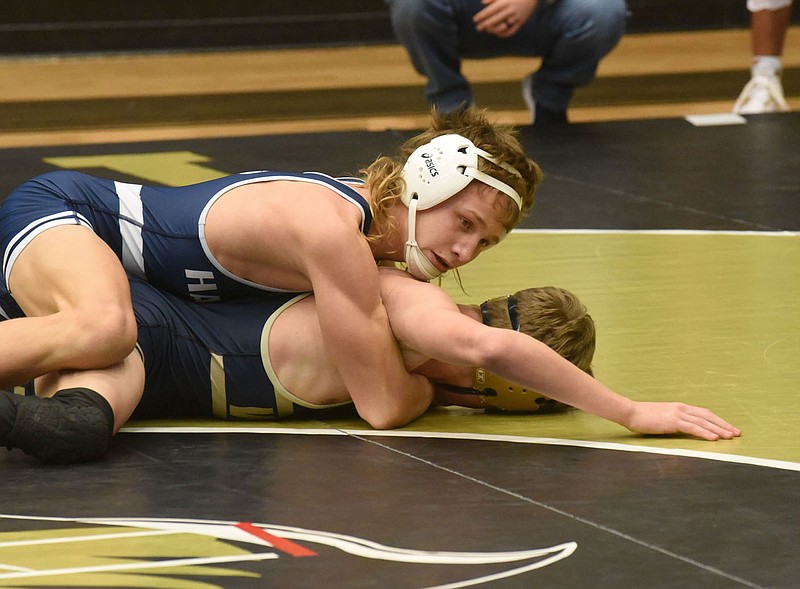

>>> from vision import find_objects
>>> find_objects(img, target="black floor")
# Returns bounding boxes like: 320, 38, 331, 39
1, 113, 798, 230
2, 432, 797, 588
517, 113, 800, 231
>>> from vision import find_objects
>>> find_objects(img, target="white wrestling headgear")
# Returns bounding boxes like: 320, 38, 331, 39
401, 134, 523, 280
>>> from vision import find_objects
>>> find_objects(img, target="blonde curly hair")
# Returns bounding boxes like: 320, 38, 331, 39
478, 286, 595, 413
481, 286, 595, 377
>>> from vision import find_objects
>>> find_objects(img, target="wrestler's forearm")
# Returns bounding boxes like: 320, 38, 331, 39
313, 282, 434, 428
483, 331, 637, 425
484, 331, 740, 440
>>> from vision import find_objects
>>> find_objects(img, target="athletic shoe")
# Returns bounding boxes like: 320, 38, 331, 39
521, 75, 568, 126
521, 74, 536, 120
732, 73, 791, 114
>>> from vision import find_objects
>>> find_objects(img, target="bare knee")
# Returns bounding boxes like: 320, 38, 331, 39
63, 303, 137, 368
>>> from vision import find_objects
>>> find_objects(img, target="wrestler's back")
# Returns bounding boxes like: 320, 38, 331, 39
203, 177, 371, 294
131, 276, 352, 418
266, 293, 352, 406
0, 170, 374, 306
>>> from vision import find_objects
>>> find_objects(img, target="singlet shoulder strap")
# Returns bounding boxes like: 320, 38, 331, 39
302, 172, 373, 236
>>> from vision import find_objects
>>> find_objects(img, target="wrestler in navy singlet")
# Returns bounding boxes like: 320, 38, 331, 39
130, 276, 351, 420
0, 170, 372, 314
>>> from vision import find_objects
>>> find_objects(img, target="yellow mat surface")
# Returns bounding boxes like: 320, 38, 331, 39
131, 230, 800, 466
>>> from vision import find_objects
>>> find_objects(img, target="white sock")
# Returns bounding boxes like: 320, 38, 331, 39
752, 56, 783, 77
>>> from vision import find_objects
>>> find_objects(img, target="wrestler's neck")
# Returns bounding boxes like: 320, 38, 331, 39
365, 199, 409, 263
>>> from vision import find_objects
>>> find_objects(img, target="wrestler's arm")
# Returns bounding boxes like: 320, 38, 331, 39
302, 225, 433, 429
381, 270, 740, 440
458, 328, 739, 440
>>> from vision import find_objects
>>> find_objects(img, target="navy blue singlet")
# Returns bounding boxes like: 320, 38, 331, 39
0, 170, 372, 316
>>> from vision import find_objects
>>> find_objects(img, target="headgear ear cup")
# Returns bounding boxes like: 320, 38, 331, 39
473, 368, 571, 413
474, 295, 569, 412
401, 134, 523, 280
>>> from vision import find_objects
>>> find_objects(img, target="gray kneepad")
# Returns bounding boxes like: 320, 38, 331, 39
2, 388, 114, 464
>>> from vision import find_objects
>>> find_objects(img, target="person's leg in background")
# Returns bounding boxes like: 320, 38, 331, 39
520, 0, 627, 125
388, 0, 627, 125
388, 0, 476, 112
733, 0, 793, 113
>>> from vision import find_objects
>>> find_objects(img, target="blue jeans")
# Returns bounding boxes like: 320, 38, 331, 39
387, 0, 628, 113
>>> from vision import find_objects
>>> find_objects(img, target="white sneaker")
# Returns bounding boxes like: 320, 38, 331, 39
520, 75, 568, 126
732, 73, 791, 114
521, 75, 536, 122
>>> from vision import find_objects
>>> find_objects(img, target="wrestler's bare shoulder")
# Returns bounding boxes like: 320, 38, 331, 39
201, 179, 373, 290
207, 180, 367, 237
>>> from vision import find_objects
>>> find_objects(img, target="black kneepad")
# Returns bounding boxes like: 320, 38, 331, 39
2, 388, 114, 464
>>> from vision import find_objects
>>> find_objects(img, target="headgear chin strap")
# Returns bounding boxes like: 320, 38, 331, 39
401, 134, 523, 281
404, 197, 441, 280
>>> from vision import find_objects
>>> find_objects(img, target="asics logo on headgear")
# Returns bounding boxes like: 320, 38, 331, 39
422, 153, 439, 177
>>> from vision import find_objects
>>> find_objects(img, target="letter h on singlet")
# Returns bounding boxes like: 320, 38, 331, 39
185, 269, 221, 303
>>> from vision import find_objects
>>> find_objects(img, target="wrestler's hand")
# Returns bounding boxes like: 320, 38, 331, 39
625, 402, 741, 441
474, 0, 539, 38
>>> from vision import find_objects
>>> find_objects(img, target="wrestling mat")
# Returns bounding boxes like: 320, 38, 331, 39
0, 113, 797, 588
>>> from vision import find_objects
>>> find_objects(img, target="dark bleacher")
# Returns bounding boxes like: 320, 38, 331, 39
2, 0, 799, 55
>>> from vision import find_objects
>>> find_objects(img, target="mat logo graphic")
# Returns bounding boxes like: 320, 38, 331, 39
0, 514, 576, 588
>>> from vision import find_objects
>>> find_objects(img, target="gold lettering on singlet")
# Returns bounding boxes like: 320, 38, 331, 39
209, 352, 227, 419
228, 406, 275, 419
